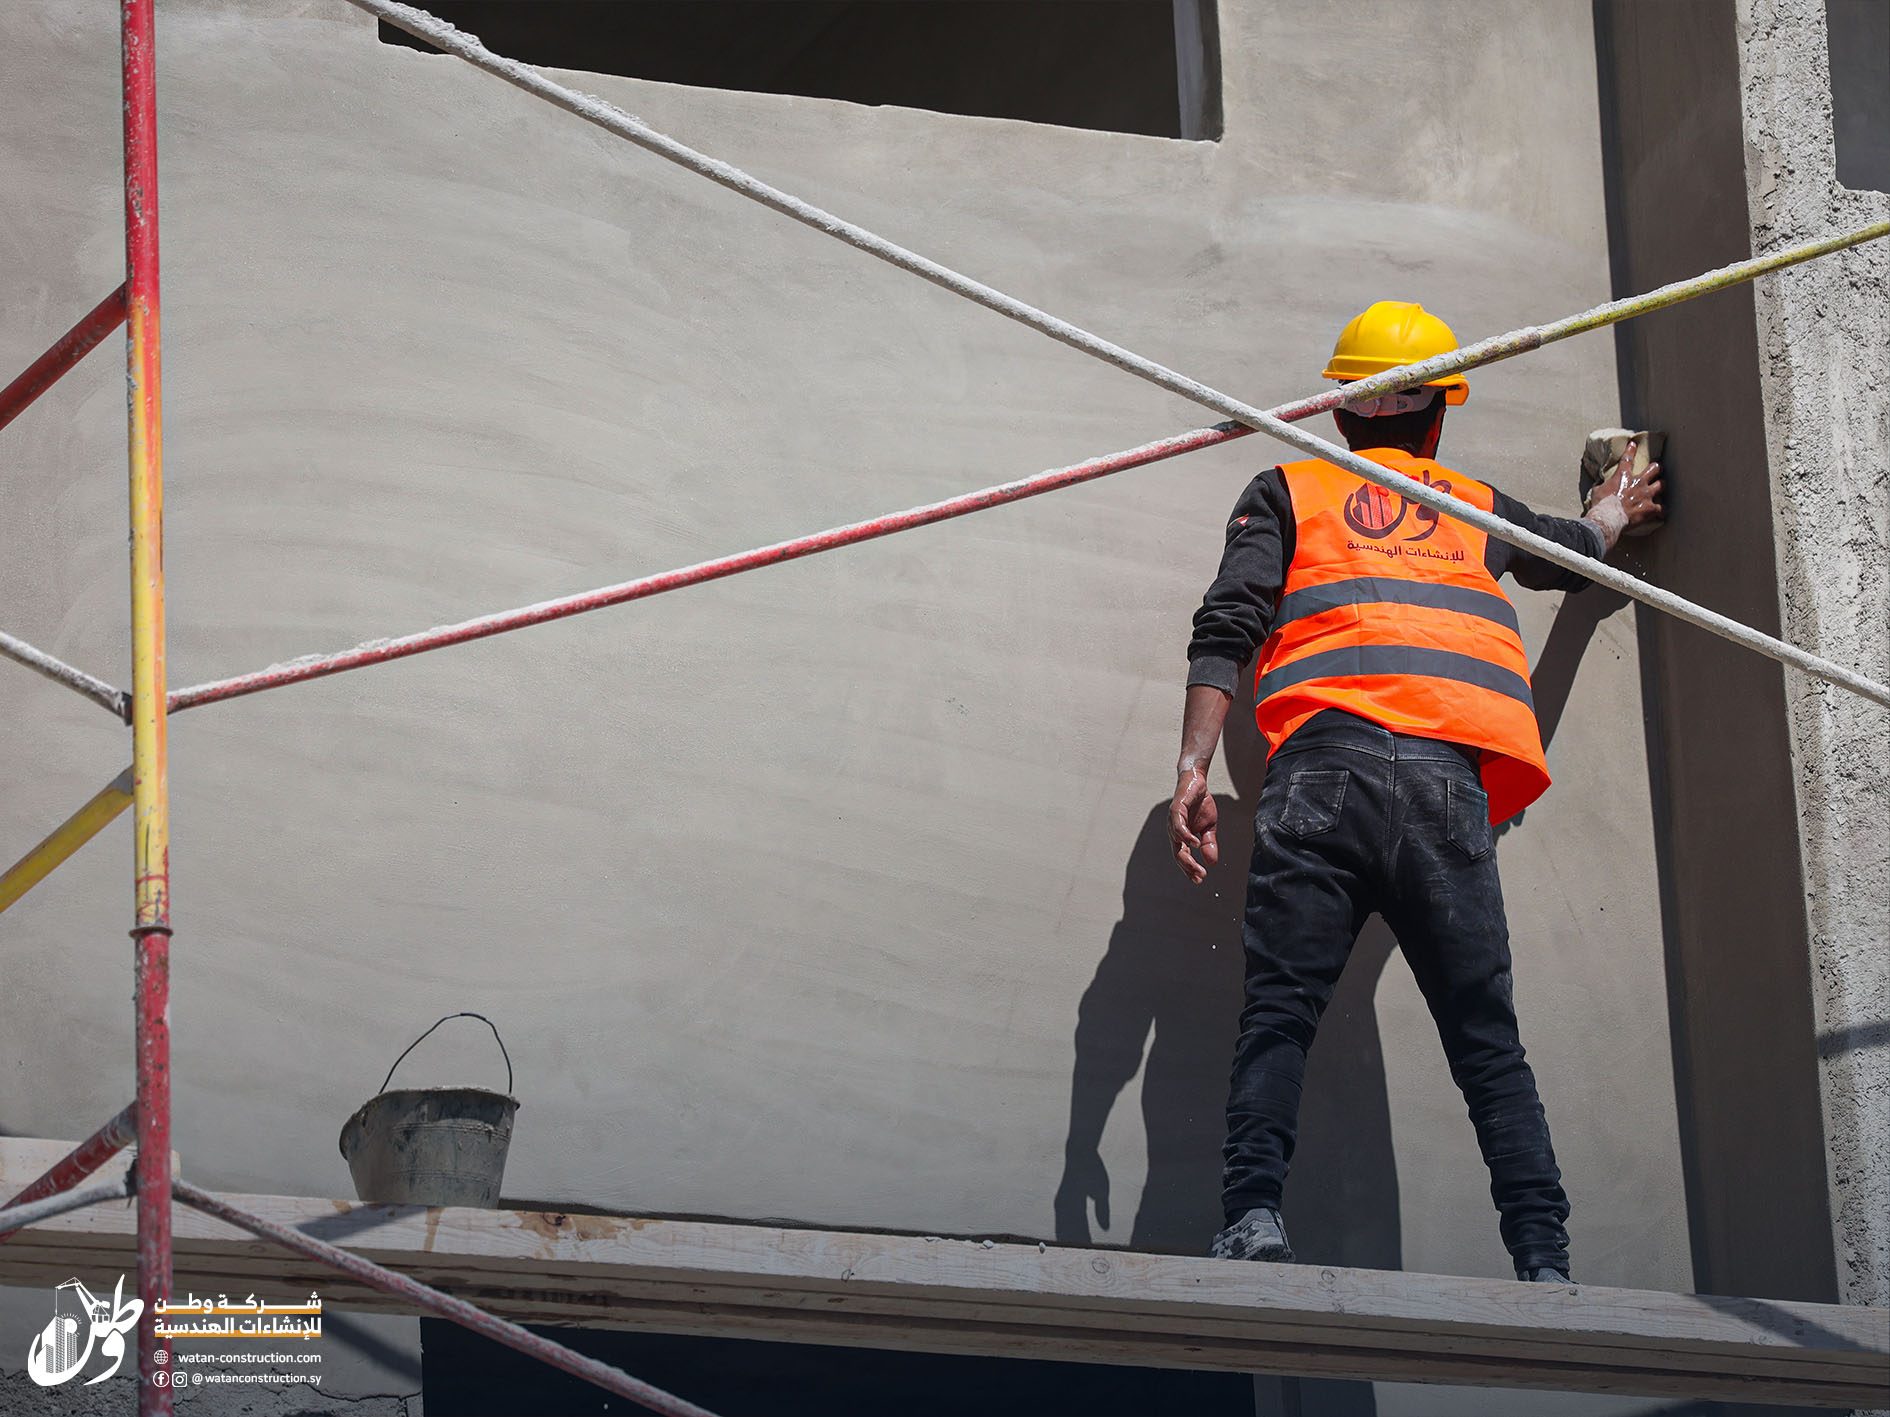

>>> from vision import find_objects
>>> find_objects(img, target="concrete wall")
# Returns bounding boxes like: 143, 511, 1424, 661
1593, 0, 1838, 1308
2, 1, 1700, 1411
1736, 0, 1890, 1311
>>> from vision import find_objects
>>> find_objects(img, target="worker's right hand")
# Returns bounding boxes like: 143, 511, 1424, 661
1169, 766, 1219, 885
1585, 435, 1665, 547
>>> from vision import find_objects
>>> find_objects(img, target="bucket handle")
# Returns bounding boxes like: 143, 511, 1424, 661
380, 1012, 514, 1096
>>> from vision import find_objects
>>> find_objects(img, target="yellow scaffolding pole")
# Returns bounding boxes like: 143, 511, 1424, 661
0, 770, 134, 915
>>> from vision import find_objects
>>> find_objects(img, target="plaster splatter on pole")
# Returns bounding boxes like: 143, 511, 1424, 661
0, 629, 131, 718
0, 1178, 134, 1236
120, 0, 172, 1410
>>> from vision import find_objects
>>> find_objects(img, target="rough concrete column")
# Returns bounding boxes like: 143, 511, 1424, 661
1736, 0, 1890, 1309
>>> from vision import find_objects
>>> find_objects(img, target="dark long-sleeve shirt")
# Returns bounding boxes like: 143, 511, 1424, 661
1186, 465, 1605, 695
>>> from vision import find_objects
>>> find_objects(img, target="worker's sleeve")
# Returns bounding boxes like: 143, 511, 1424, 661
1185, 470, 1293, 694
1486, 487, 1606, 592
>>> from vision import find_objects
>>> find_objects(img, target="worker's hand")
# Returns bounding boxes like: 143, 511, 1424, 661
1585, 436, 1665, 549
1169, 766, 1219, 885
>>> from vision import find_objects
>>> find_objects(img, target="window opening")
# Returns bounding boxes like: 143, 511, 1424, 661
380, 1, 1222, 141
1827, 0, 1889, 191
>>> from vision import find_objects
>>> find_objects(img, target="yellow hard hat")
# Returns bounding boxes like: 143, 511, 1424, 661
1323, 301, 1469, 405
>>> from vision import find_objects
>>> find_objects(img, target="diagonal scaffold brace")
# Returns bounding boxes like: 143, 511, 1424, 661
305, 0, 1888, 713
174, 1180, 724, 1417
0, 1104, 138, 1243
0, 285, 128, 434
0, 770, 135, 916
0, 629, 132, 718
162, 205, 1890, 713
0, 1177, 134, 1236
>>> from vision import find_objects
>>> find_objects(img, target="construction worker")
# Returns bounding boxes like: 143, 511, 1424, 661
1170, 302, 1662, 1282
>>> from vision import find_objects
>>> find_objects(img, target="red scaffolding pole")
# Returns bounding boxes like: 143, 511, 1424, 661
166, 420, 1251, 712
0, 1104, 136, 1244
0, 284, 127, 434
0, 7, 725, 1412
119, 0, 174, 1411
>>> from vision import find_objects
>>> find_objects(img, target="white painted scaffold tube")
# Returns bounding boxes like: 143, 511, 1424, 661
0, 1177, 133, 1240
0, 630, 131, 718
346, 0, 1890, 710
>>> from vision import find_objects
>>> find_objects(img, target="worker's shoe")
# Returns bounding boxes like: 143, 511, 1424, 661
1210, 1207, 1294, 1263
1518, 1266, 1573, 1284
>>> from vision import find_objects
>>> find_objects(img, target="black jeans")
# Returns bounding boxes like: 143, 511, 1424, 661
1222, 710, 1571, 1275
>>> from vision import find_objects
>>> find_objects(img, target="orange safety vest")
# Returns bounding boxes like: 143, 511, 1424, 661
1254, 450, 1550, 824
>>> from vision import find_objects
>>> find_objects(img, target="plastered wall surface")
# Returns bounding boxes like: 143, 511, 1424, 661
2, 0, 1686, 1410
1593, 0, 1843, 1310
1737, 0, 1890, 1310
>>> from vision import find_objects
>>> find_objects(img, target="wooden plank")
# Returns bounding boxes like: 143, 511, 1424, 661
0, 1142, 1883, 1407
9, 1236, 1875, 1389
6, 1249, 1879, 1411
10, 1227, 1877, 1385
2, 1163, 1882, 1398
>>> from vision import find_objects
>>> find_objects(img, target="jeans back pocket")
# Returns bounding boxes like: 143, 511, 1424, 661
1279, 769, 1348, 839
1446, 777, 1494, 860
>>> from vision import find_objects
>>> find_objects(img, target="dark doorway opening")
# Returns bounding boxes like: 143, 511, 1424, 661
379, 1, 1222, 140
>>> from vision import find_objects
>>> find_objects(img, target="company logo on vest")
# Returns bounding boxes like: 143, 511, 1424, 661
1342, 471, 1452, 543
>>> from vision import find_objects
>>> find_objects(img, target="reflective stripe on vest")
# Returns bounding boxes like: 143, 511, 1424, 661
1255, 644, 1536, 710
1273, 577, 1522, 637
1255, 452, 1552, 823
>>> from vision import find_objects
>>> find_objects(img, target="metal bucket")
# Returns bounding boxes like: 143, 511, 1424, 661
339, 1013, 518, 1208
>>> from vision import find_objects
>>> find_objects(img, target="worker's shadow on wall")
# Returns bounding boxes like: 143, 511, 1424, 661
1051, 589, 1627, 1417
1053, 700, 1402, 1279
1050, 576, 1632, 1255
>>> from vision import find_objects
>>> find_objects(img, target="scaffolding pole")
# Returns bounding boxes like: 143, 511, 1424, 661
0, 770, 134, 915
346, 0, 1890, 709
0, 1105, 136, 1243
120, 0, 173, 1410
0, 284, 128, 433
174, 1181, 725, 1417
161, 242, 1890, 715
0, 1177, 133, 1235
150, 221, 1890, 715
0, 629, 132, 717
